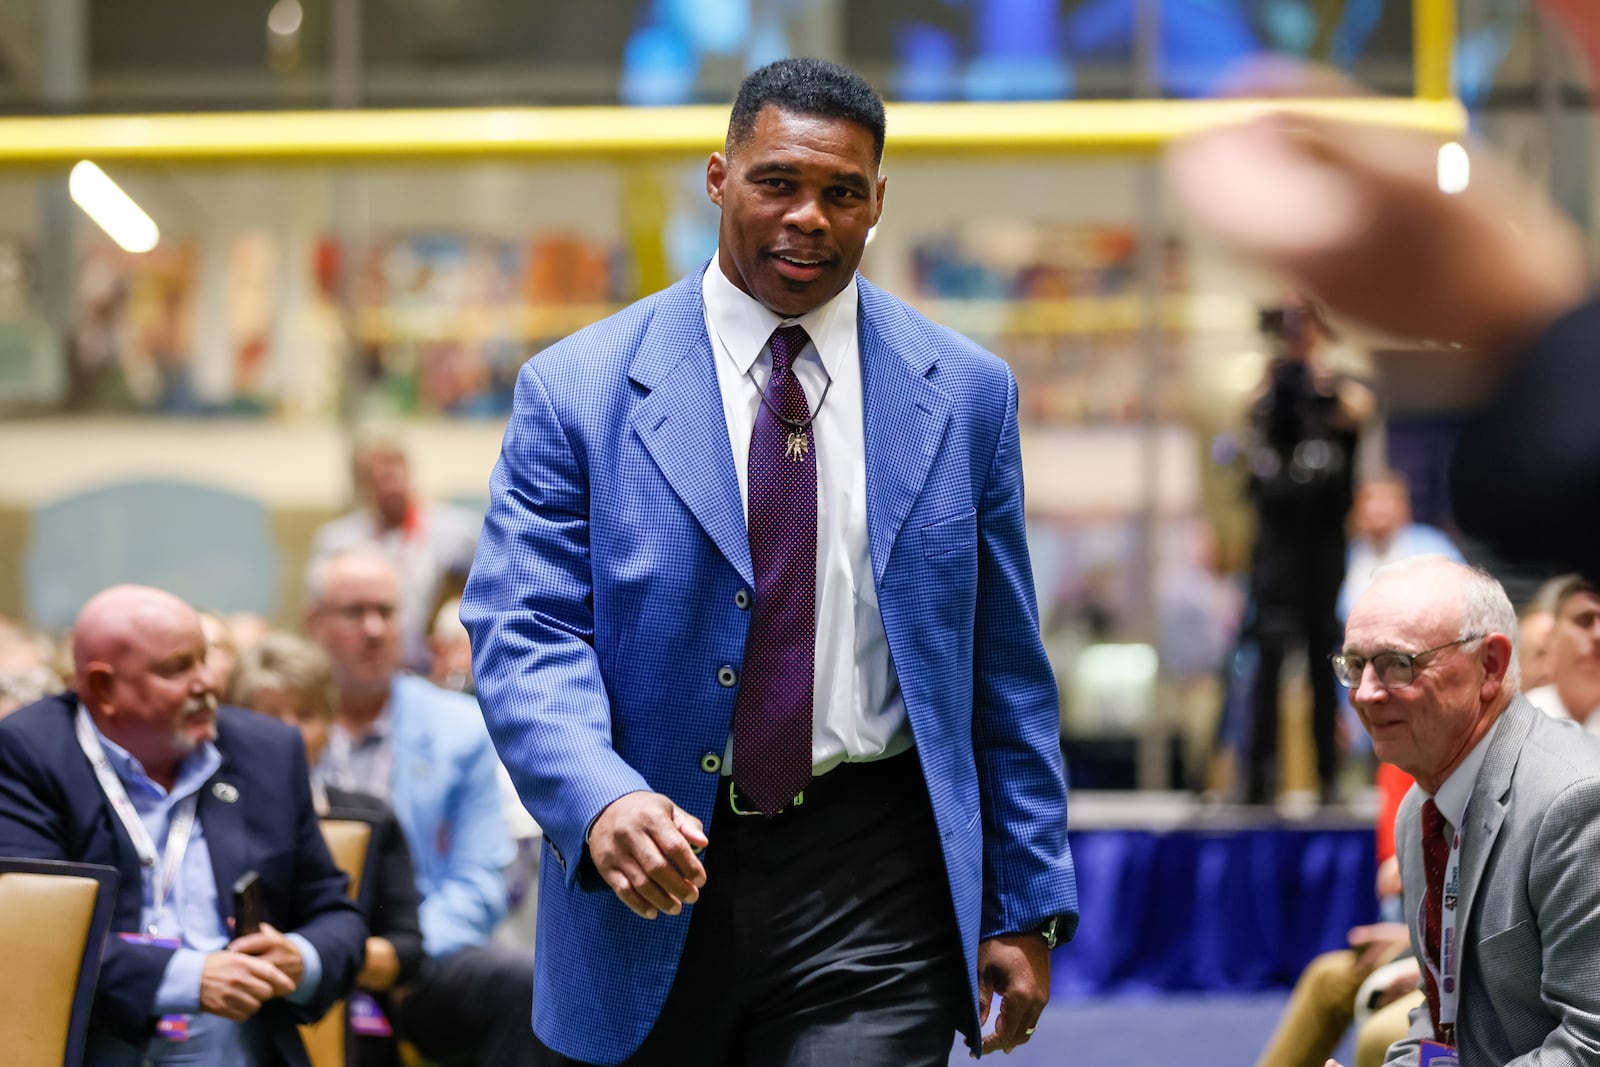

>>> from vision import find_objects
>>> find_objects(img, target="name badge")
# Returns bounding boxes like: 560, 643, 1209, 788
117, 932, 182, 950
155, 1015, 190, 1041
1419, 1040, 1459, 1067
347, 991, 394, 1037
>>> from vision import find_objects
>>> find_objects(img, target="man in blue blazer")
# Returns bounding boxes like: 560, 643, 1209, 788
463, 57, 1079, 1066
305, 547, 532, 1067
0, 584, 365, 1066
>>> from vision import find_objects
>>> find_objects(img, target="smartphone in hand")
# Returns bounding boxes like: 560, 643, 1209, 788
232, 870, 263, 937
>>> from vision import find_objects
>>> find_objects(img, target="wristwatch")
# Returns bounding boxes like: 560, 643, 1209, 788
1034, 915, 1064, 950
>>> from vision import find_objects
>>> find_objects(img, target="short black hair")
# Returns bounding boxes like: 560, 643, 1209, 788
726, 57, 886, 164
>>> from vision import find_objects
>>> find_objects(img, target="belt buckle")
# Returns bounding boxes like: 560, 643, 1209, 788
728, 780, 805, 816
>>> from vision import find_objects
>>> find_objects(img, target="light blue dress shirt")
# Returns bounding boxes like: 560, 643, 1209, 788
85, 721, 323, 1066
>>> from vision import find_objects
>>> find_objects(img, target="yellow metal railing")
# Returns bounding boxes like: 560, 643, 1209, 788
0, 97, 1467, 168
0, 0, 1460, 168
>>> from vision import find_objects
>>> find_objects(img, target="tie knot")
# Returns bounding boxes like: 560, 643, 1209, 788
768, 325, 810, 377
1422, 798, 1447, 841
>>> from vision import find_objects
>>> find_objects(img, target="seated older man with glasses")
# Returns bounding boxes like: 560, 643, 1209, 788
1323, 555, 1600, 1067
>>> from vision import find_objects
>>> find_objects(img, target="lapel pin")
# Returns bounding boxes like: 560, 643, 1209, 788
212, 782, 240, 804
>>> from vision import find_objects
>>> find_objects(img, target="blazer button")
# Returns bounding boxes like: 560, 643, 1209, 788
734, 589, 751, 610
717, 666, 737, 687
700, 753, 722, 774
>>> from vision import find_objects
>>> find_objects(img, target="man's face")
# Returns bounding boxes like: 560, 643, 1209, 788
706, 105, 886, 318
1519, 610, 1557, 691
199, 613, 238, 693
1344, 579, 1493, 785
356, 448, 411, 527
250, 686, 329, 767
1552, 591, 1600, 691
96, 607, 219, 769
1355, 483, 1408, 542
307, 558, 402, 692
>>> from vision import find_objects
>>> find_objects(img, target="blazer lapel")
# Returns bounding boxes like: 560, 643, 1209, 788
1454, 698, 1534, 951
630, 277, 753, 585
199, 755, 249, 927
859, 283, 952, 583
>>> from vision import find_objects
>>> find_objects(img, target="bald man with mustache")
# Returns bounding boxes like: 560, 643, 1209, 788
0, 584, 365, 1066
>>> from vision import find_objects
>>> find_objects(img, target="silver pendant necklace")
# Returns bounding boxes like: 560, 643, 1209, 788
752, 369, 832, 463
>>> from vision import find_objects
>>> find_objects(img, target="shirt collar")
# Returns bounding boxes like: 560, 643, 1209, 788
333, 705, 392, 746
81, 702, 222, 804
1427, 713, 1502, 832
701, 256, 858, 382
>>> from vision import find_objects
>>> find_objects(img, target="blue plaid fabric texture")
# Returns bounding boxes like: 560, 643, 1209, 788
462, 268, 1079, 1065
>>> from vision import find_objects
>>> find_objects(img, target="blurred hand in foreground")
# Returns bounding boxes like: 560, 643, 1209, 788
1168, 107, 1588, 356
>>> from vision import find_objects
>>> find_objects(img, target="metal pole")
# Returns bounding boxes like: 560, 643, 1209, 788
1133, 0, 1168, 791
39, 0, 87, 385
330, 0, 366, 431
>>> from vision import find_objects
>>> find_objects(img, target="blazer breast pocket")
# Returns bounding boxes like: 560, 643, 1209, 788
1475, 918, 1540, 981
920, 508, 977, 563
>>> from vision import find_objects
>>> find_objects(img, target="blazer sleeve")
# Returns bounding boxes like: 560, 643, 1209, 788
1381, 797, 1427, 1067
461, 361, 652, 886
1450, 297, 1600, 577
277, 736, 367, 1023
416, 728, 511, 959
0, 714, 178, 1042
970, 373, 1080, 942
370, 807, 426, 985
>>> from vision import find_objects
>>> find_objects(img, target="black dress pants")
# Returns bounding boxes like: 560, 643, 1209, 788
534, 752, 969, 1067
392, 943, 539, 1067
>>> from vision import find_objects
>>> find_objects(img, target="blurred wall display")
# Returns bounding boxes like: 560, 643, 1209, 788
70, 240, 200, 414
909, 220, 1188, 425
346, 231, 627, 417
29, 229, 627, 420
0, 239, 62, 409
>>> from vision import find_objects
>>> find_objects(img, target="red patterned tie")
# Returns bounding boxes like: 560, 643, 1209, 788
731, 325, 816, 817
1419, 799, 1453, 1043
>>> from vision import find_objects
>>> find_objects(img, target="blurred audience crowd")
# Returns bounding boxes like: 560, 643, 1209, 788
0, 438, 538, 1067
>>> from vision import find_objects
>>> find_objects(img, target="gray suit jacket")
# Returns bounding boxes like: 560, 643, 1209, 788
1384, 696, 1600, 1065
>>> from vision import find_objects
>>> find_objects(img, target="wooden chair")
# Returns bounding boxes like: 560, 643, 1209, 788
300, 819, 375, 1067
0, 857, 118, 1067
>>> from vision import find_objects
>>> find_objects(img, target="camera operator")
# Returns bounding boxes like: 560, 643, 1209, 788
1242, 298, 1373, 805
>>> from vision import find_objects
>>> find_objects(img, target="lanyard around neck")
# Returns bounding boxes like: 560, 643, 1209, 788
75, 706, 199, 936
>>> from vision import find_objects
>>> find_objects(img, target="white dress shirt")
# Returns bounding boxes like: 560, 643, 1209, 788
1425, 714, 1502, 836
701, 258, 912, 776
1524, 684, 1600, 733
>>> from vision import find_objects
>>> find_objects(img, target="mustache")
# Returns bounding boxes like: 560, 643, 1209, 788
183, 693, 219, 717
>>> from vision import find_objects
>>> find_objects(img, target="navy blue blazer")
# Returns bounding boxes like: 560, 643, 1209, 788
0, 694, 366, 1065
464, 270, 1080, 1063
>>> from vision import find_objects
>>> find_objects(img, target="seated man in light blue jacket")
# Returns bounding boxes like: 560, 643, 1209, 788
305, 547, 534, 1067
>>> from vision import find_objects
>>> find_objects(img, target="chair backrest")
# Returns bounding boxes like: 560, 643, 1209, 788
299, 818, 377, 1067
0, 858, 118, 1067
319, 819, 374, 902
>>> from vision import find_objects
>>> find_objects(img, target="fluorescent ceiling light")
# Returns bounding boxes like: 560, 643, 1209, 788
69, 160, 159, 253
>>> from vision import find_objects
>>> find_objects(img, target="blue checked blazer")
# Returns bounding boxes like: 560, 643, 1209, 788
462, 268, 1079, 1065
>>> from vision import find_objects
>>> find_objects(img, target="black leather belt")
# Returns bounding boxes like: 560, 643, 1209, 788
723, 749, 920, 818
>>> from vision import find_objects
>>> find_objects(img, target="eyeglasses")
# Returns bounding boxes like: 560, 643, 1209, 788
1330, 635, 1485, 690
322, 602, 397, 623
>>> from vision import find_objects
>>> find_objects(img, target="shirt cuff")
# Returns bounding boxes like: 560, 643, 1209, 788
154, 947, 208, 1014
285, 933, 324, 1005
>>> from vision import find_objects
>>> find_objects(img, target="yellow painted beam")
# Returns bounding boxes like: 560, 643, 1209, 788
0, 96, 1466, 168
1414, 0, 1456, 101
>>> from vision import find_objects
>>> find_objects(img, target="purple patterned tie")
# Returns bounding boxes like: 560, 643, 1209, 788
731, 324, 816, 817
